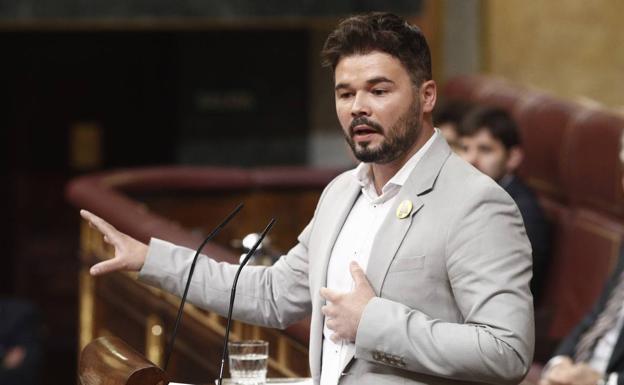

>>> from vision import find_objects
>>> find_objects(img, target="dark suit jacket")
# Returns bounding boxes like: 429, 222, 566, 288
555, 248, 624, 384
503, 175, 552, 305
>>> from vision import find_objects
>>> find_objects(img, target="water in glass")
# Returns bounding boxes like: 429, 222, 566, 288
228, 340, 268, 385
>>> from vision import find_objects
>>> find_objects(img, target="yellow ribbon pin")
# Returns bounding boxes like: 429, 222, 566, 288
396, 199, 413, 219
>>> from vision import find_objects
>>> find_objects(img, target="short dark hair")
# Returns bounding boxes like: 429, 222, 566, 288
320, 12, 432, 86
459, 107, 521, 150
433, 100, 474, 128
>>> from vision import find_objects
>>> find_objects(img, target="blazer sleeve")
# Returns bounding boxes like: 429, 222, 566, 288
138, 220, 314, 329
136, 172, 346, 329
354, 181, 534, 385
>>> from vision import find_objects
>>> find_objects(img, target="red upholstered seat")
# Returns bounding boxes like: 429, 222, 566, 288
544, 209, 624, 339
515, 95, 577, 200
442, 74, 489, 101
562, 109, 624, 216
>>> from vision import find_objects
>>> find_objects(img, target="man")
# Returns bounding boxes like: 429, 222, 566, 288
81, 13, 534, 385
457, 107, 551, 305
539, 133, 624, 385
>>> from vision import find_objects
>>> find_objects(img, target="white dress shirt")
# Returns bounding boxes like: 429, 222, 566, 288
320, 130, 438, 385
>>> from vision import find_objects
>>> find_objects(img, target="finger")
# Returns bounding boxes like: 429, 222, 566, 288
81, 210, 121, 243
320, 287, 340, 302
90, 258, 124, 276
350, 261, 370, 287
321, 305, 336, 317
80, 209, 103, 223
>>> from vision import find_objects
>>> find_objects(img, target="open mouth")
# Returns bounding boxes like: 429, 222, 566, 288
352, 125, 381, 140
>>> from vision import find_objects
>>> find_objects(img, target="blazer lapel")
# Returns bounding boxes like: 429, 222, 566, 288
309, 176, 360, 380
366, 195, 423, 294
316, 178, 361, 290
340, 133, 451, 372
366, 133, 451, 293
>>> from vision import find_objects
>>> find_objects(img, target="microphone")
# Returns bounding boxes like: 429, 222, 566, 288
163, 203, 244, 371
217, 218, 276, 385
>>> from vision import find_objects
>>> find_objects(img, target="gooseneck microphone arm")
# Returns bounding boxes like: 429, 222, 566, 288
217, 218, 276, 385
163, 203, 244, 372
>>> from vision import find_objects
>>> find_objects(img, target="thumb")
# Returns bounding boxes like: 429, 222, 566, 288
90, 258, 125, 276
350, 261, 369, 287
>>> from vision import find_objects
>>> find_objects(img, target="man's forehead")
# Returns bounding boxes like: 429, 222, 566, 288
334, 51, 407, 84
335, 76, 395, 90
464, 129, 506, 149
470, 128, 498, 141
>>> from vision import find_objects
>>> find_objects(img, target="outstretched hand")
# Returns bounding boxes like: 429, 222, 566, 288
320, 261, 376, 343
80, 210, 148, 276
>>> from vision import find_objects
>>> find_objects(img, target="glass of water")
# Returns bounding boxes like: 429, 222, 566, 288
228, 340, 269, 385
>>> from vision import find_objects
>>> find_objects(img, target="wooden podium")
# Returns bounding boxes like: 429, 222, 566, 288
79, 336, 168, 385
78, 336, 313, 385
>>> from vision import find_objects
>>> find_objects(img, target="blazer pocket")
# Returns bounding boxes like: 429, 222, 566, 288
388, 255, 425, 273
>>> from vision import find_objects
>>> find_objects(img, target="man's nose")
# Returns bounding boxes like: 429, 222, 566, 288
351, 93, 371, 117
467, 154, 479, 166
461, 150, 478, 166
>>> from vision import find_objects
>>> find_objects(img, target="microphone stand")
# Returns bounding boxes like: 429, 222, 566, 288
217, 218, 276, 385
163, 203, 244, 371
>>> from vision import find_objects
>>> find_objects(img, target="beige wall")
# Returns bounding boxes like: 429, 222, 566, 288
483, 0, 624, 109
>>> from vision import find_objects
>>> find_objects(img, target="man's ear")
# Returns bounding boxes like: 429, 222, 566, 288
506, 146, 524, 173
420, 80, 437, 114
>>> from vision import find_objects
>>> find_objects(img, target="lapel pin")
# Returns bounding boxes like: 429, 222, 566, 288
396, 199, 413, 219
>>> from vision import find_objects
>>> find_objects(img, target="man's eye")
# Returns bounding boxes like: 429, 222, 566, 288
338, 92, 353, 99
372, 89, 388, 96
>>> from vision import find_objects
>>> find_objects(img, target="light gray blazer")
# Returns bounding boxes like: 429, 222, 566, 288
139, 134, 534, 385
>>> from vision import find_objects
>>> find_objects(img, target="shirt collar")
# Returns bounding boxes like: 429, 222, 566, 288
353, 129, 439, 202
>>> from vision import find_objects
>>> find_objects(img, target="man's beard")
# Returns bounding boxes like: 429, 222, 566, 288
344, 100, 422, 164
